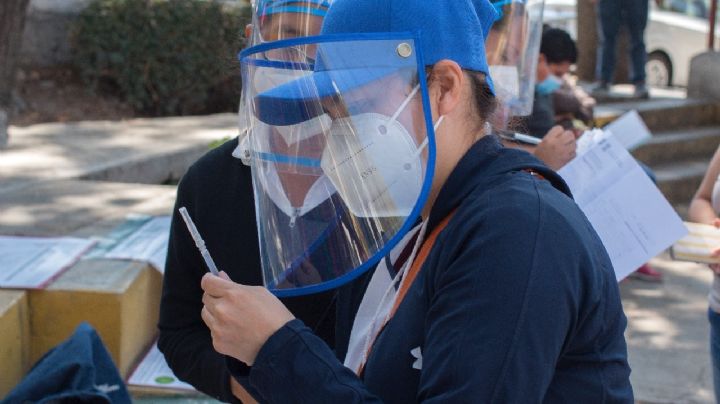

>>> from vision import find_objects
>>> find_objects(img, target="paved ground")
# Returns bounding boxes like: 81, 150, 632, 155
625, 254, 715, 403
1, 111, 718, 403
0, 113, 237, 194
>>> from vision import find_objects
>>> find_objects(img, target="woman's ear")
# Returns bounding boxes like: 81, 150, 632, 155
428, 60, 465, 118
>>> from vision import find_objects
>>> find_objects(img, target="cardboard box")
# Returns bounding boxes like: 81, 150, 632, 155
0, 290, 30, 397
29, 259, 162, 377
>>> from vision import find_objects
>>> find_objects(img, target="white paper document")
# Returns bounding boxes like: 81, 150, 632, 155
128, 342, 195, 391
103, 216, 171, 273
0, 236, 95, 288
603, 109, 652, 151
559, 134, 687, 281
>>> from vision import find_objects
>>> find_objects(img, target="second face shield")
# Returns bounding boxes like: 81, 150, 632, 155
488, 0, 545, 119
240, 35, 437, 296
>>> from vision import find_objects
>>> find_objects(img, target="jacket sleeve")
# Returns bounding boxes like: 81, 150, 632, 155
157, 166, 239, 403
228, 319, 383, 404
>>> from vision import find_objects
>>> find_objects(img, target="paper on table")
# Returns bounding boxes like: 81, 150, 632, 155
85, 214, 155, 259
559, 134, 687, 281
603, 109, 652, 151
103, 216, 171, 273
127, 342, 194, 391
671, 222, 720, 264
0, 236, 96, 289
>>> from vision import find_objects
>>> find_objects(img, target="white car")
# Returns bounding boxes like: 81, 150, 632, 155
543, 0, 720, 87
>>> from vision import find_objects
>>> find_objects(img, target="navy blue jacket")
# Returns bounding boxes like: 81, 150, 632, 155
3, 322, 131, 404
230, 135, 633, 403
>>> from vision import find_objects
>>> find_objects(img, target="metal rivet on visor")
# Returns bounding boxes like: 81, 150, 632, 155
396, 43, 412, 58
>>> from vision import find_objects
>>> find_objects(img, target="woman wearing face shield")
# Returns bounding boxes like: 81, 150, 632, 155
157, 2, 336, 403
486, 0, 578, 172
201, 0, 633, 402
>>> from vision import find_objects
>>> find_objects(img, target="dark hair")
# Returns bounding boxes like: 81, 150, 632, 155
540, 28, 577, 64
465, 70, 497, 130
415, 67, 496, 133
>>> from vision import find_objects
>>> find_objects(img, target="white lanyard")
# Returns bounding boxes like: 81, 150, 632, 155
344, 221, 427, 374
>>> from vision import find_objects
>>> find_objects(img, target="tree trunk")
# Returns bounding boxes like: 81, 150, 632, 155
0, 0, 30, 148
576, 0, 598, 82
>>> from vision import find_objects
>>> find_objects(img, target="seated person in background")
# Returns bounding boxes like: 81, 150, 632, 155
541, 27, 596, 132
528, 25, 663, 281
157, 2, 337, 403
501, 21, 661, 281
525, 27, 594, 138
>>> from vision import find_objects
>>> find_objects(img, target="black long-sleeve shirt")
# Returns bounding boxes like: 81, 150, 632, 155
157, 139, 336, 402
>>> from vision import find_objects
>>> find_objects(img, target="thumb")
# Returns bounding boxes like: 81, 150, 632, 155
219, 271, 231, 281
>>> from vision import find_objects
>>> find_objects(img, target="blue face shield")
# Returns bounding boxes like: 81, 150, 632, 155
239, 0, 498, 297
241, 36, 438, 297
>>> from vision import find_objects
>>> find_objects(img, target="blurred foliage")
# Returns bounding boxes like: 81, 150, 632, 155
208, 135, 232, 150
71, 0, 250, 116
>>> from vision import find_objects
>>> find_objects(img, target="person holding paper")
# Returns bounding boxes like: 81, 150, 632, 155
688, 145, 720, 402
200, 0, 633, 401
157, 2, 339, 402
485, 4, 578, 171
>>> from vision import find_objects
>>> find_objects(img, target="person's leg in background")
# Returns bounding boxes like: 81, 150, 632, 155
626, 0, 650, 98
708, 308, 720, 403
594, 0, 622, 95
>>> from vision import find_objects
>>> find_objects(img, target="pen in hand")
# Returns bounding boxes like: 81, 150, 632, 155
178, 207, 220, 276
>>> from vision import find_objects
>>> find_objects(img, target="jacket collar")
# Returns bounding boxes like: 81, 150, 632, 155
426, 134, 572, 232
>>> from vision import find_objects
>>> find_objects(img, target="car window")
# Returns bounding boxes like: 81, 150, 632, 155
657, 0, 714, 19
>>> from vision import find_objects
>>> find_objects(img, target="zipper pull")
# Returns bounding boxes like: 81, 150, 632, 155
289, 207, 301, 228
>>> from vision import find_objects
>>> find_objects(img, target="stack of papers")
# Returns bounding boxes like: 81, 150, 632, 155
671, 222, 720, 264
0, 236, 96, 288
559, 132, 687, 281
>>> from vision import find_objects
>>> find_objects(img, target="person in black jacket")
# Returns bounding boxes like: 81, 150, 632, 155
157, 2, 336, 402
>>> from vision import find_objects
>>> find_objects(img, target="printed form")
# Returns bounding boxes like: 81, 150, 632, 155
103, 216, 171, 273
559, 134, 687, 280
0, 236, 95, 288
603, 109, 653, 151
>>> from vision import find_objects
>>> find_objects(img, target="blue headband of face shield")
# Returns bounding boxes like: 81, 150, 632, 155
257, 0, 331, 18
247, 0, 499, 126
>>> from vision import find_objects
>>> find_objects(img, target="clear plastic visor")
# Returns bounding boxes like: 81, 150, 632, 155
240, 35, 436, 296
487, 0, 545, 121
